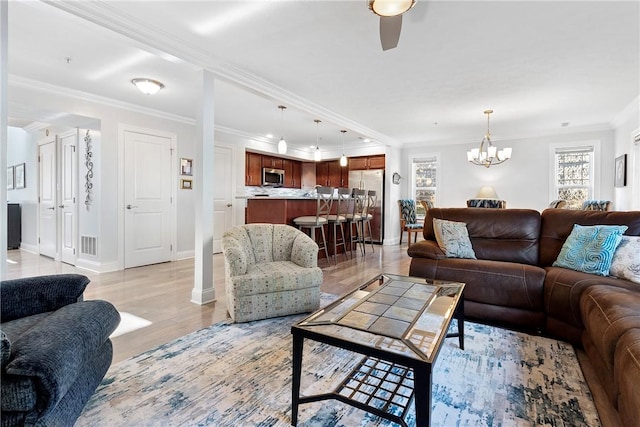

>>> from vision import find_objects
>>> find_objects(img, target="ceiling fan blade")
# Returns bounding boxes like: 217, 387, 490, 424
380, 15, 403, 51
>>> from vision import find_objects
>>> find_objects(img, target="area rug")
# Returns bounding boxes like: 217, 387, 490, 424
77, 305, 600, 426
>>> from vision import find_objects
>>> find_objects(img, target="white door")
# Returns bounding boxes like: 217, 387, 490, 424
59, 131, 78, 265
124, 130, 172, 268
213, 146, 233, 253
39, 140, 57, 259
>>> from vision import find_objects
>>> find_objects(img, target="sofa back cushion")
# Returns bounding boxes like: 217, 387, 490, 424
540, 209, 640, 267
424, 208, 541, 265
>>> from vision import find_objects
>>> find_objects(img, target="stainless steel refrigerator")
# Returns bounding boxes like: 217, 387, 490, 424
348, 169, 384, 243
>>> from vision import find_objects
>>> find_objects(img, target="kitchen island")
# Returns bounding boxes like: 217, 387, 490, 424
246, 197, 321, 225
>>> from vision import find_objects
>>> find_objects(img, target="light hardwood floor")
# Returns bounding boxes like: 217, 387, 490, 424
5, 243, 412, 364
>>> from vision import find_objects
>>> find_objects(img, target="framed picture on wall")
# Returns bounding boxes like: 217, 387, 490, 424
14, 163, 25, 189
180, 179, 193, 190
615, 154, 627, 187
7, 166, 14, 190
180, 158, 193, 176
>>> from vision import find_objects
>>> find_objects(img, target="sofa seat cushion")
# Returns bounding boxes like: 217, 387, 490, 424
615, 328, 640, 427
409, 257, 545, 311
229, 261, 323, 297
581, 285, 640, 375
544, 267, 639, 345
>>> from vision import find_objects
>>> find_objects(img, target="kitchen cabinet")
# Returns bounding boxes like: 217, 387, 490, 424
262, 156, 283, 169
245, 152, 263, 186
283, 159, 302, 188
348, 155, 386, 170
246, 152, 301, 187
316, 160, 348, 188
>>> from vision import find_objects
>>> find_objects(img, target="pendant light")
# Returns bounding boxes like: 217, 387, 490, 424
466, 110, 512, 168
339, 130, 348, 167
277, 105, 287, 154
313, 119, 322, 162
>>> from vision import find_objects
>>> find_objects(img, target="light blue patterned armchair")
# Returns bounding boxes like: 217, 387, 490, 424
222, 224, 323, 322
398, 199, 424, 245
581, 200, 612, 211
466, 199, 507, 209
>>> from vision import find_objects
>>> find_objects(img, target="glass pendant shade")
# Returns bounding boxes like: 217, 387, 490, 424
278, 138, 287, 154
314, 147, 322, 162
340, 154, 348, 167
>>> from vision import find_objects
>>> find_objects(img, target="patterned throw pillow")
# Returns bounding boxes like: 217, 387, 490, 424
433, 218, 476, 259
553, 224, 628, 276
609, 236, 640, 284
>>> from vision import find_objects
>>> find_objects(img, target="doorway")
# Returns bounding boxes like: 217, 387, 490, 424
122, 127, 174, 268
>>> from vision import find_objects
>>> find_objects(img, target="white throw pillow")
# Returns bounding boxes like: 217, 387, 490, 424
609, 235, 640, 284
433, 218, 476, 259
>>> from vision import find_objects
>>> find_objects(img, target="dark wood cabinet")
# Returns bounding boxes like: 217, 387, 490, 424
262, 156, 283, 170
245, 152, 263, 186
282, 159, 302, 188
246, 152, 301, 187
348, 155, 385, 170
316, 160, 348, 188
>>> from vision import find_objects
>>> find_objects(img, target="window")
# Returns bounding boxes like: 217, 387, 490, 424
410, 155, 438, 217
554, 146, 594, 209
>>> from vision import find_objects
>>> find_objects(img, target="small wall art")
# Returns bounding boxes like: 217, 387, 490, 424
14, 163, 25, 189
181, 179, 193, 190
180, 158, 193, 176
615, 154, 627, 187
7, 166, 14, 190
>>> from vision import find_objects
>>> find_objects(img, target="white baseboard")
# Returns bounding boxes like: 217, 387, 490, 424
19, 244, 38, 254
176, 250, 195, 260
75, 258, 120, 273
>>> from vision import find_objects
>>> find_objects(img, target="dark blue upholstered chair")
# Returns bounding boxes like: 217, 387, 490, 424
0, 274, 120, 427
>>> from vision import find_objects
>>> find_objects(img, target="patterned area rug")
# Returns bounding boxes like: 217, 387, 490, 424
78, 303, 600, 427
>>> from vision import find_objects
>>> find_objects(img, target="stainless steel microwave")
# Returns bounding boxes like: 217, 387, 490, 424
262, 168, 285, 186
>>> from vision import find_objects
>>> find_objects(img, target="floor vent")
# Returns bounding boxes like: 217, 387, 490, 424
80, 236, 97, 256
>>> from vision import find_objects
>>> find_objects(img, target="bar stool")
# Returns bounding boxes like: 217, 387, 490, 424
360, 190, 377, 253
293, 186, 333, 264
345, 189, 366, 257
327, 188, 350, 263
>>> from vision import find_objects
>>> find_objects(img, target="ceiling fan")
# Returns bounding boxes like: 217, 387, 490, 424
368, 0, 416, 51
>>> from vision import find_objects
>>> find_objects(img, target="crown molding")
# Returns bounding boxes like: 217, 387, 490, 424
43, 0, 397, 147
10, 75, 196, 125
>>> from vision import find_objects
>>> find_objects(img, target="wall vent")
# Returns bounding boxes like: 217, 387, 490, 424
80, 236, 97, 257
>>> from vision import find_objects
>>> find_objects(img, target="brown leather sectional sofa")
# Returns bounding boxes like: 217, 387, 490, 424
407, 208, 640, 427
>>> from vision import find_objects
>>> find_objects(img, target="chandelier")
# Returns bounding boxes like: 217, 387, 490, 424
467, 110, 512, 168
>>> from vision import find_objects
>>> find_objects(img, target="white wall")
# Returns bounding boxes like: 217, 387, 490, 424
613, 99, 640, 210
7, 126, 37, 249
402, 129, 616, 212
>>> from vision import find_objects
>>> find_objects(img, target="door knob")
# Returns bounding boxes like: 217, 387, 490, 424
58, 205, 65, 209
126, 204, 139, 210
47, 207, 55, 210
226, 203, 233, 207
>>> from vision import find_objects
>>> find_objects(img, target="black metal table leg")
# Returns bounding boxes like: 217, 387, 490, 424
291, 333, 304, 426
413, 364, 432, 427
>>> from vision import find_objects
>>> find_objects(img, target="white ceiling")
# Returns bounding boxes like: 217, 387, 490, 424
6, 0, 639, 158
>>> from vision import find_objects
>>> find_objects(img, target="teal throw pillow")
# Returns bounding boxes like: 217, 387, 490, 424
553, 224, 628, 276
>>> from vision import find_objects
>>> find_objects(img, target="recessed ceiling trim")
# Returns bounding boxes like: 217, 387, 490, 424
43, 0, 398, 147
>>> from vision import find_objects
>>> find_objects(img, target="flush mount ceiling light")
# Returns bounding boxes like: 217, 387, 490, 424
313, 119, 322, 162
339, 130, 348, 167
131, 78, 165, 95
277, 105, 287, 154
467, 110, 512, 168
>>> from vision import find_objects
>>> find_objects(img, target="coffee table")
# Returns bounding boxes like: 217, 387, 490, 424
291, 273, 465, 427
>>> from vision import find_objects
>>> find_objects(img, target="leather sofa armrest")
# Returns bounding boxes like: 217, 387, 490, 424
1, 275, 90, 323
291, 233, 319, 268
5, 300, 120, 416
407, 240, 446, 259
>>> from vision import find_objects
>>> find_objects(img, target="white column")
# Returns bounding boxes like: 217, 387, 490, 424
0, 0, 9, 280
191, 69, 216, 304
